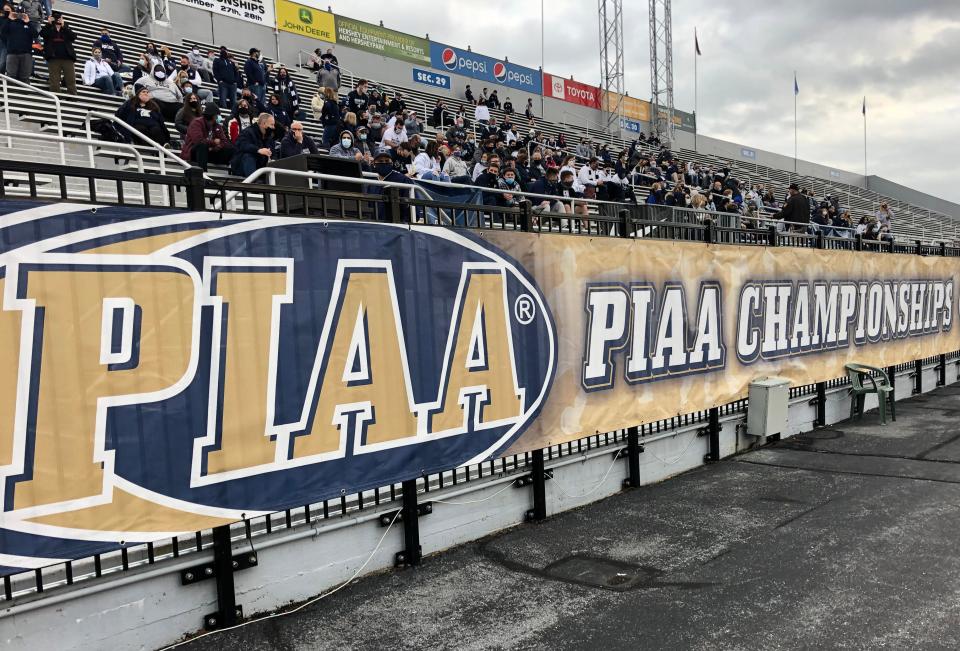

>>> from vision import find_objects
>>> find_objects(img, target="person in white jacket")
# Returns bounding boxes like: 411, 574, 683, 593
474, 99, 490, 125
83, 47, 124, 96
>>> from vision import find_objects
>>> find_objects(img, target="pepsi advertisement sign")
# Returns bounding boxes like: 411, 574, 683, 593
429, 42, 542, 95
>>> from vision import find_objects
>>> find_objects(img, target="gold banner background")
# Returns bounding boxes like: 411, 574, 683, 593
483, 232, 960, 452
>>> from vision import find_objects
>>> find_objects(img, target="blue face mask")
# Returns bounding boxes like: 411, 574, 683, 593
375, 163, 393, 177
341, 138, 353, 149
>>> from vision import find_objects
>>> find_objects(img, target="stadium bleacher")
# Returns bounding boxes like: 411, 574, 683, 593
0, 8, 955, 244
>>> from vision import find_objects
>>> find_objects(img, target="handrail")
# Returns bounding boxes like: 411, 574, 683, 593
84, 110, 193, 176
0, 129, 145, 172
0, 73, 65, 164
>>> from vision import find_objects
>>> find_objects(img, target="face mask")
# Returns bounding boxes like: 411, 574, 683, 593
533, 157, 541, 163
371, 122, 381, 128
264, 128, 274, 138
359, 134, 367, 141
238, 108, 250, 116
375, 163, 393, 177
504, 178, 516, 186
94, 53, 102, 60
453, 151, 461, 158
154, 71, 166, 80
184, 85, 193, 93
215, 115, 223, 125
324, 63, 331, 70
341, 138, 353, 149
192, 48, 199, 55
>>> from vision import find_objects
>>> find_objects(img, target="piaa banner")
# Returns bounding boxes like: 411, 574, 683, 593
168, 0, 275, 27
0, 202, 957, 571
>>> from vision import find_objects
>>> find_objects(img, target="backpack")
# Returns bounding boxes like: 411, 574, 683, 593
92, 118, 131, 144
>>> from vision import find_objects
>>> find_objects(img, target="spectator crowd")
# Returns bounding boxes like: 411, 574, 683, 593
0, 10, 896, 238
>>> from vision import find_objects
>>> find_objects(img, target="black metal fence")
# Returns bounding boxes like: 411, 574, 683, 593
1, 160, 958, 634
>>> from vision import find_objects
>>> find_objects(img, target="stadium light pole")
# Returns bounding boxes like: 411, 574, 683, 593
540, 0, 545, 115
863, 96, 868, 186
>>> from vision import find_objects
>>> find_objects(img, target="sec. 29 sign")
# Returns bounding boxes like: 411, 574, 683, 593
413, 67, 451, 89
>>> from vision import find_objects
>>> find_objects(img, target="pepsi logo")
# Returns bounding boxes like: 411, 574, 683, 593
493, 62, 507, 83
441, 47, 457, 70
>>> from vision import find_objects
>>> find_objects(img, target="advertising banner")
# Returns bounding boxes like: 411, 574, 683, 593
169, 0, 275, 27
62, 0, 99, 7
543, 73, 602, 109
275, 0, 335, 41
333, 15, 429, 64
429, 42, 542, 95
2, 203, 957, 571
604, 91, 651, 123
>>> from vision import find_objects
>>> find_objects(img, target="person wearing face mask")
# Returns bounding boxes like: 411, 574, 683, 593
230, 113, 276, 177
379, 119, 407, 150
528, 166, 567, 215
528, 151, 547, 183
227, 100, 253, 143
212, 47, 239, 109
187, 46, 212, 83
367, 147, 415, 219
278, 121, 319, 159
92, 27, 127, 73
182, 102, 233, 171
412, 140, 448, 182
496, 168, 522, 207
442, 147, 470, 185
316, 55, 340, 92
365, 113, 385, 145
174, 93, 202, 136
271, 67, 301, 119
244, 48, 266, 106
353, 126, 374, 164
177, 55, 213, 102
313, 87, 340, 149
40, 11, 77, 95
328, 129, 363, 161
115, 86, 170, 146
266, 92, 292, 139
134, 63, 183, 122
2, 8, 38, 84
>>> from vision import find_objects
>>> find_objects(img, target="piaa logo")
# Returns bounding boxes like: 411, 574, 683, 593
493, 61, 507, 83
0, 213, 556, 558
441, 47, 458, 70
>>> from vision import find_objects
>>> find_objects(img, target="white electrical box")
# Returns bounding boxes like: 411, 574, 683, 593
746, 377, 791, 437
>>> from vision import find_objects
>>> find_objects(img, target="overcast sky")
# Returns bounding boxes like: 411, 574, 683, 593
328, 0, 958, 205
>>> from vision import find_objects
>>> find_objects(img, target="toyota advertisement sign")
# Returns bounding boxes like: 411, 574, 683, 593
543, 72, 602, 109
429, 42, 542, 94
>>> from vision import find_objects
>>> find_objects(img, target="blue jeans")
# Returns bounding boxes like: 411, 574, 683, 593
91, 73, 123, 95
230, 152, 260, 178
217, 82, 237, 109
322, 123, 339, 149
249, 83, 265, 106
0, 42, 6, 75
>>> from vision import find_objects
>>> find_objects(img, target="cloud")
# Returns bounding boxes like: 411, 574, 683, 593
331, 1, 959, 205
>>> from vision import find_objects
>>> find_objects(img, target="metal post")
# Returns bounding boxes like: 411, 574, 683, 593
939, 354, 947, 387
184, 166, 206, 210
398, 479, 421, 567
619, 208, 632, 239
815, 382, 826, 427
915, 239, 923, 256
529, 449, 547, 521
854, 234, 863, 251
704, 218, 715, 244
210, 525, 239, 629
519, 199, 532, 232
705, 407, 720, 463
625, 426, 641, 488
914, 359, 923, 395
387, 186, 402, 224
767, 224, 778, 247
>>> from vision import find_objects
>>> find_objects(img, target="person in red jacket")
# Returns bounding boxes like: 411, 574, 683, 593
181, 103, 234, 171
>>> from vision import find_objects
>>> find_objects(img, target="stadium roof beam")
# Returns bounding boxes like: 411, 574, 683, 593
598, 0, 625, 135
649, 0, 675, 143
134, 0, 171, 29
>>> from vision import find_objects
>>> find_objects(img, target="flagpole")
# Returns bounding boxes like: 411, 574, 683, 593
694, 28, 698, 152
793, 70, 797, 175
863, 97, 868, 184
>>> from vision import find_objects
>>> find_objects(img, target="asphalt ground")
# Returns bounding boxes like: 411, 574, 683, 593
183, 384, 960, 650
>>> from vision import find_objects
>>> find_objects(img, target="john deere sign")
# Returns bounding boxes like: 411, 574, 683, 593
275, 0, 336, 41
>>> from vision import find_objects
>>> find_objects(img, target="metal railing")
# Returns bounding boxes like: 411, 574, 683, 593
83, 110, 195, 177
0, 129, 144, 173
0, 73, 65, 164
